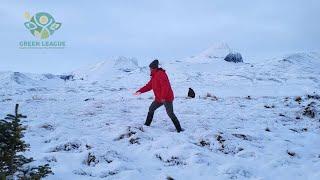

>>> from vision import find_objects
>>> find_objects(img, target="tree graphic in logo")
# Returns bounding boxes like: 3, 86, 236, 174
24, 12, 62, 39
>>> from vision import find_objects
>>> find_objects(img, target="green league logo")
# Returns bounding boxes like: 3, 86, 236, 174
24, 12, 61, 39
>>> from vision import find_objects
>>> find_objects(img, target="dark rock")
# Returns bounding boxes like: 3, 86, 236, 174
198, 139, 210, 147
303, 106, 316, 118
52, 141, 82, 152
307, 94, 320, 100
188, 88, 195, 98
85, 152, 99, 166
129, 137, 140, 144
60, 75, 74, 81
167, 176, 175, 180
287, 150, 296, 157
224, 52, 243, 63
295, 96, 302, 103
264, 105, 275, 109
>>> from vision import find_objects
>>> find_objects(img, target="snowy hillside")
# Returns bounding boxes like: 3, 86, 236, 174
0, 50, 320, 179
166, 51, 320, 98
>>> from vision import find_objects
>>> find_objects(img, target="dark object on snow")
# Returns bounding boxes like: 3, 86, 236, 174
307, 94, 320, 100
149, 59, 159, 69
224, 52, 243, 63
60, 75, 74, 81
295, 96, 302, 103
188, 88, 195, 98
287, 150, 296, 157
264, 105, 275, 109
303, 103, 316, 118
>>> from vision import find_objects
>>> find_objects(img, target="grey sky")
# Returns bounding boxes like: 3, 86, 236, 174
0, 0, 319, 74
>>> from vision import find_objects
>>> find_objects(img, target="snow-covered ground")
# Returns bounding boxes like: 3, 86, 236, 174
1, 46, 320, 179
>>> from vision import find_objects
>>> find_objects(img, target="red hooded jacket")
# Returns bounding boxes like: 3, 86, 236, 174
137, 68, 174, 102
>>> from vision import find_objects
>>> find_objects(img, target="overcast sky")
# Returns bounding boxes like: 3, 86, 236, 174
0, 0, 319, 74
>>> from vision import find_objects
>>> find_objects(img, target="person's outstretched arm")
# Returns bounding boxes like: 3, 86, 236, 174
136, 79, 152, 94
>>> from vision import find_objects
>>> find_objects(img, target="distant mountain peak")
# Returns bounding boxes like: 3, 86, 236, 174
114, 56, 139, 72
72, 56, 140, 81
198, 43, 231, 58
186, 42, 232, 63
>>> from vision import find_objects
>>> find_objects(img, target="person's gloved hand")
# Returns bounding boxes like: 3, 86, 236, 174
133, 92, 141, 96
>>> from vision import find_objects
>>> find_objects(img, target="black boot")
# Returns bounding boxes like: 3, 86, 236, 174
172, 118, 183, 133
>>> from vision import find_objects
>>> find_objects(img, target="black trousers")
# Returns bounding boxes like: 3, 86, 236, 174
145, 101, 182, 132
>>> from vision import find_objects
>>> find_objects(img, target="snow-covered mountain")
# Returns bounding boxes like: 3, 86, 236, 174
65, 50, 320, 97
0, 50, 319, 179
0, 71, 36, 86
72, 56, 142, 81
0, 71, 66, 87
4, 49, 318, 97
185, 43, 232, 63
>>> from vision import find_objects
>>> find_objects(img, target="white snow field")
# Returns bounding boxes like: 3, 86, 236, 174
1, 47, 320, 179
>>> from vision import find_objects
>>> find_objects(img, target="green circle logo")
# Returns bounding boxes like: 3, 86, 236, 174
24, 12, 62, 39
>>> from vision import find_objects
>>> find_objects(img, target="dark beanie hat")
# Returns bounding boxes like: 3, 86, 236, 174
149, 59, 159, 69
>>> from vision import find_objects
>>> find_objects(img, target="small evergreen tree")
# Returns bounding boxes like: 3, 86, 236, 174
0, 104, 53, 179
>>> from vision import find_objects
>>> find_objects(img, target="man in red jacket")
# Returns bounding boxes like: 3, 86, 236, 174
134, 59, 183, 133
